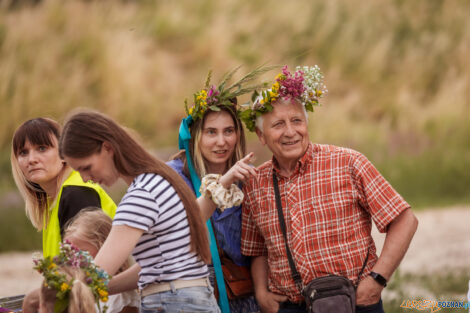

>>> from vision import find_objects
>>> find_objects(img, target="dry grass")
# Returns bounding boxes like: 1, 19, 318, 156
0, 0, 469, 206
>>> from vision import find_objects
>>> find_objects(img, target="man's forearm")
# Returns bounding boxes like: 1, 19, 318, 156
373, 208, 418, 279
251, 255, 270, 294
251, 255, 289, 313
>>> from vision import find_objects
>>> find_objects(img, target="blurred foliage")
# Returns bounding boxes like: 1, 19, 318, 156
0, 205, 41, 252
383, 269, 470, 313
0, 0, 469, 211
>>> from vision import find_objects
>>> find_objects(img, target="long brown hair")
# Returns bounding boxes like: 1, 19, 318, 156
11, 118, 64, 230
175, 100, 246, 179
59, 110, 211, 263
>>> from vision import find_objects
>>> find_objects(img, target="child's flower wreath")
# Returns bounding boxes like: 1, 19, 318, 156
33, 240, 111, 313
239, 65, 328, 132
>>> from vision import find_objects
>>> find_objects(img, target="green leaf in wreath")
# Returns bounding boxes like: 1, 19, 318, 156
54, 297, 69, 313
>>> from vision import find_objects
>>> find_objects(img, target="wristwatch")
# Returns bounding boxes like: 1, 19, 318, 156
369, 271, 387, 287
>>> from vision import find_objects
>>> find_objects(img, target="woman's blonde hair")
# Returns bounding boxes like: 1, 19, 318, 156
176, 102, 246, 179
64, 208, 130, 271
11, 118, 65, 230
40, 266, 96, 313
59, 110, 211, 263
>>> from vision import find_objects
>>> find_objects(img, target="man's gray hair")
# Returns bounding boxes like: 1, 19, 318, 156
255, 99, 309, 132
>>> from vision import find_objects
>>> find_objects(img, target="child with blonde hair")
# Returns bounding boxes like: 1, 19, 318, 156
64, 208, 139, 313
36, 208, 139, 313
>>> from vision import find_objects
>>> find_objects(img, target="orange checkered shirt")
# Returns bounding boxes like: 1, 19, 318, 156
241, 143, 410, 302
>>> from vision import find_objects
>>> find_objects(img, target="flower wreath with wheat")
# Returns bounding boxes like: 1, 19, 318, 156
239, 65, 328, 132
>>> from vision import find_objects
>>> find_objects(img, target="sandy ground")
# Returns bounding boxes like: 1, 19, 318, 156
0, 206, 469, 298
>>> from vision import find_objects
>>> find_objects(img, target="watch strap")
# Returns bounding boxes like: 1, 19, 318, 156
369, 271, 387, 287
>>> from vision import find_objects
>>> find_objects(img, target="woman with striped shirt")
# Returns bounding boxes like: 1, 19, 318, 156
59, 110, 220, 313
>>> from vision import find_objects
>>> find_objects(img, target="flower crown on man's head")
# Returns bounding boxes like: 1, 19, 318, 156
239, 65, 328, 132
184, 65, 276, 123
33, 240, 110, 313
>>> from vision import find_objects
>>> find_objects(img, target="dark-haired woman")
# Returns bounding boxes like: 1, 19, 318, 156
11, 118, 116, 257
60, 111, 219, 313
11, 118, 116, 313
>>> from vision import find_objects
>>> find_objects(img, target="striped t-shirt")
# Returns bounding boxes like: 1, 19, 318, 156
113, 173, 209, 289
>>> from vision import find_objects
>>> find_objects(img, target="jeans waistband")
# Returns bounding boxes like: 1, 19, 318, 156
139, 277, 210, 297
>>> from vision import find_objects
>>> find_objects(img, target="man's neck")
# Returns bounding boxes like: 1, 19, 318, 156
275, 158, 299, 178
274, 146, 309, 178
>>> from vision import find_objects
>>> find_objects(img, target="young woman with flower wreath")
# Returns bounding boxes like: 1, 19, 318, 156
168, 66, 276, 313
59, 110, 219, 313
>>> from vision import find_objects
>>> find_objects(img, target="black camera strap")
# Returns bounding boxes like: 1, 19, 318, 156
272, 172, 370, 291
273, 172, 304, 291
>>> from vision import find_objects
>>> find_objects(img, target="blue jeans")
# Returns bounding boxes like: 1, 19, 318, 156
277, 299, 385, 313
141, 285, 221, 313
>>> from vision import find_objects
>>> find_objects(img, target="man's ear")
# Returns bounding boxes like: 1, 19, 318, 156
255, 128, 266, 146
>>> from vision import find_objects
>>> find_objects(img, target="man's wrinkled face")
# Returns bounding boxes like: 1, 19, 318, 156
256, 99, 310, 167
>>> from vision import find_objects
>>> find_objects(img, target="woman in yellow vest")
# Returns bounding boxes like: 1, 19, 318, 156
11, 117, 116, 258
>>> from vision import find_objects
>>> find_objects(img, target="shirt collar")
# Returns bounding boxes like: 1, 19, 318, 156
272, 143, 313, 178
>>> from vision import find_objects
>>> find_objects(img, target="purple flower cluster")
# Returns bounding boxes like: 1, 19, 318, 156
60, 240, 92, 269
206, 85, 220, 106
278, 66, 305, 100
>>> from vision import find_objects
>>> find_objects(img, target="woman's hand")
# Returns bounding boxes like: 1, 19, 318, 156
22, 288, 40, 313
219, 152, 256, 188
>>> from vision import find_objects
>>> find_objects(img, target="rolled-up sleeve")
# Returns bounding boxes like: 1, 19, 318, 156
352, 151, 411, 233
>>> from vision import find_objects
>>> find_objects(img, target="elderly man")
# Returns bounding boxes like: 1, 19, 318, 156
239, 66, 418, 313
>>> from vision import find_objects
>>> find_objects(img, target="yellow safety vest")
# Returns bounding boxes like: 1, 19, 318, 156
42, 171, 116, 257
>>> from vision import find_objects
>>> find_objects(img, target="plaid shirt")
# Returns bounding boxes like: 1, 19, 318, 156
241, 143, 410, 302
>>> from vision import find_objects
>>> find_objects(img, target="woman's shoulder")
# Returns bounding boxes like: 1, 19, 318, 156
167, 158, 184, 173
130, 172, 190, 196
130, 173, 163, 190
166, 158, 194, 191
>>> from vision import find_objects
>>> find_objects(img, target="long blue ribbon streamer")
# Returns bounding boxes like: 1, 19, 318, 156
178, 116, 231, 313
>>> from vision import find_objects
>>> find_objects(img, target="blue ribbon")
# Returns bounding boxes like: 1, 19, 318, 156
178, 116, 231, 313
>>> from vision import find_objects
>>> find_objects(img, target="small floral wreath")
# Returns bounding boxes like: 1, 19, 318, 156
33, 240, 111, 313
184, 65, 276, 122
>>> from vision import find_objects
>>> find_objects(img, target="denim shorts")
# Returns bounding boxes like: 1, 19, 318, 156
141, 285, 221, 313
